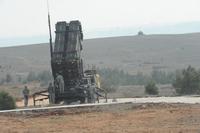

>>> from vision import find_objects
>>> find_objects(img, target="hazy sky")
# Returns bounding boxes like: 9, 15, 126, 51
0, 0, 200, 46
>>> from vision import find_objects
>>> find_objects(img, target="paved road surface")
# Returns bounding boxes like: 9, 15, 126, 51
112, 96, 200, 104
1, 96, 200, 113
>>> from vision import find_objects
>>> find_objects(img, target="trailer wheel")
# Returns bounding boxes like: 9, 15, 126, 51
87, 87, 95, 103
80, 97, 86, 104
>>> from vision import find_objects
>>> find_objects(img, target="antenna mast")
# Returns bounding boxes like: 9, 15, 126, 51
47, 0, 53, 58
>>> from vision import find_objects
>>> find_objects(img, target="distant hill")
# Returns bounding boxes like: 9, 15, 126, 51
0, 33, 200, 78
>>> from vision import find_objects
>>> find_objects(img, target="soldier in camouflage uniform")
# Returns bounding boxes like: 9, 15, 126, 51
48, 82, 55, 104
55, 73, 65, 93
22, 86, 29, 107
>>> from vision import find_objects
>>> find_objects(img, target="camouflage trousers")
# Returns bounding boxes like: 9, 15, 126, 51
24, 95, 29, 107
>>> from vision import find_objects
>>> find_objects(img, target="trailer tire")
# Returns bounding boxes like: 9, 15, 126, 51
87, 87, 96, 103
80, 97, 86, 104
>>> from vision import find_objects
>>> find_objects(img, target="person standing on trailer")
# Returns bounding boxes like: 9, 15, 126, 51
55, 73, 65, 93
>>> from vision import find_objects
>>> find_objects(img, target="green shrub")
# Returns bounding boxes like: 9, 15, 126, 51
173, 66, 200, 94
145, 81, 159, 95
0, 91, 16, 110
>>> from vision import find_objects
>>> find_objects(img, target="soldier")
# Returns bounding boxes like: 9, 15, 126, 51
48, 82, 54, 104
55, 73, 65, 93
22, 86, 29, 107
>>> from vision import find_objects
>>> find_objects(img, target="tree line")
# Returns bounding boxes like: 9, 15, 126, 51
98, 66, 200, 95
1, 66, 200, 95
97, 68, 175, 86
97, 68, 176, 93
0, 70, 52, 85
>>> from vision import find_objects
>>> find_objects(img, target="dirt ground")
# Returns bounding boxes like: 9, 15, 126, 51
1, 103, 200, 133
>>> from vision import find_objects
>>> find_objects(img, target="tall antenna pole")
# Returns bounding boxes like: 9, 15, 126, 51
47, 0, 53, 59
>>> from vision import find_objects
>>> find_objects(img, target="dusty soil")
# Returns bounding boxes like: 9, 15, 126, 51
1, 103, 200, 133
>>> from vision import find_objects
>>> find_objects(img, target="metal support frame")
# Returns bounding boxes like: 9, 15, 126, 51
33, 90, 49, 106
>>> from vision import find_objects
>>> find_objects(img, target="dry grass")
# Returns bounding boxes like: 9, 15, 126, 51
1, 103, 200, 133
1, 33, 200, 78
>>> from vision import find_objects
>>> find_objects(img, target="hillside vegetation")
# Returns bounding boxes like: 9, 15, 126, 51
0, 33, 200, 78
